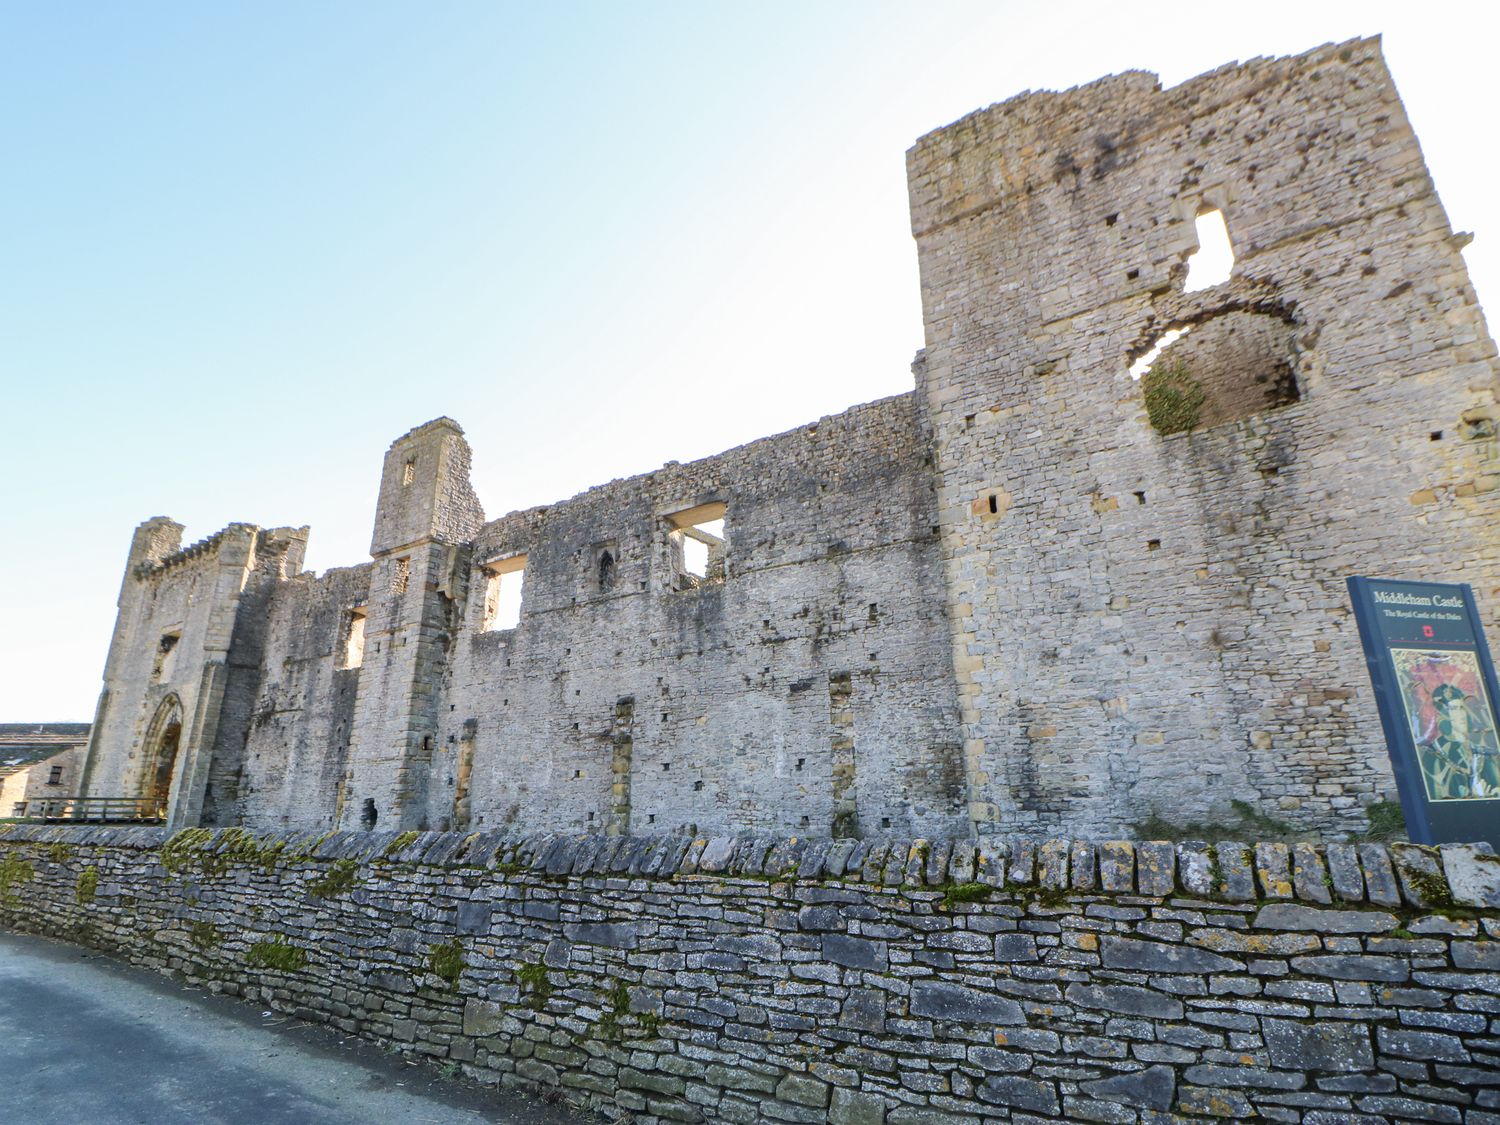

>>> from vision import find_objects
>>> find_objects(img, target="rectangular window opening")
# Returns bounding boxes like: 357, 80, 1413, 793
342, 608, 367, 669
47, 765, 63, 785
481, 553, 528, 631
665, 502, 727, 592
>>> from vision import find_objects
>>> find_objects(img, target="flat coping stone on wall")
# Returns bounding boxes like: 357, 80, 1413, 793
5, 823, 1481, 913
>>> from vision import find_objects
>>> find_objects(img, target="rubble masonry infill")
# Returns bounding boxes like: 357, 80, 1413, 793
2, 824, 1500, 1124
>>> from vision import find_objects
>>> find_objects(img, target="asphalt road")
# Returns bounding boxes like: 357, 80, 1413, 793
0, 930, 595, 1124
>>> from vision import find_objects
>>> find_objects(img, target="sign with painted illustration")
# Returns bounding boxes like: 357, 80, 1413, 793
1348, 577, 1500, 849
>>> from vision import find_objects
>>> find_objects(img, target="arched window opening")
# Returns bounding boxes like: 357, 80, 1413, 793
140, 697, 185, 817
1184, 209, 1235, 292
598, 550, 616, 592
1128, 308, 1300, 435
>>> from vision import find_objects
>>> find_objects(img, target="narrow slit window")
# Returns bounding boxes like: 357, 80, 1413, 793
152, 631, 181, 681
665, 502, 727, 592
342, 608, 367, 669
481, 553, 528, 631
598, 549, 616, 592
1184, 208, 1234, 291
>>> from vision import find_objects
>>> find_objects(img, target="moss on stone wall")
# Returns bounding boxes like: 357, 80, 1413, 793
246, 937, 306, 971
0, 855, 34, 901
1142, 359, 1206, 435
307, 859, 360, 898
385, 831, 421, 858
75, 866, 98, 905
427, 939, 464, 989
189, 920, 222, 950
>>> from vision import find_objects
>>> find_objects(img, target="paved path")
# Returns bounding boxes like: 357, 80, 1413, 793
0, 930, 593, 1124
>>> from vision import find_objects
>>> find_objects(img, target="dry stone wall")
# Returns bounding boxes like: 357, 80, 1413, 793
5, 824, 1500, 1124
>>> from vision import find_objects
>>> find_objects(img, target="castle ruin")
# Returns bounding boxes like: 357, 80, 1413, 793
77, 39, 1500, 841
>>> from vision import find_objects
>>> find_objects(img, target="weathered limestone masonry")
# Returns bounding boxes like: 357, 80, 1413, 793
4, 825, 1500, 1124
907, 36, 1500, 837
75, 38, 1500, 840
79, 518, 310, 825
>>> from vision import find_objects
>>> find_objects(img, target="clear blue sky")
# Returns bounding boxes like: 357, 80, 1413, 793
3, 1, 1496, 720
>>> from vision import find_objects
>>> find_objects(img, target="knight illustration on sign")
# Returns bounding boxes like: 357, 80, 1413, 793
1410, 671, 1500, 801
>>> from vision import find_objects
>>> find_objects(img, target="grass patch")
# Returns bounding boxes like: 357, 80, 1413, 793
384, 831, 420, 858
941, 882, 994, 908
427, 939, 464, 989
246, 937, 306, 971
1142, 359, 1206, 435
1350, 799, 1407, 843
307, 859, 360, 898
516, 959, 552, 1009
1132, 798, 1296, 843
189, 920, 222, 949
0, 855, 35, 901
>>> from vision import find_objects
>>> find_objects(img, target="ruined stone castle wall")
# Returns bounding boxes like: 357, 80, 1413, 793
72, 39, 1500, 842
432, 394, 965, 839
907, 38, 1500, 839
80, 522, 306, 828
222, 564, 372, 829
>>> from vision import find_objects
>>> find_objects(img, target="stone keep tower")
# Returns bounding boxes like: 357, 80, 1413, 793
907, 38, 1500, 837
339, 418, 485, 831
78, 518, 308, 829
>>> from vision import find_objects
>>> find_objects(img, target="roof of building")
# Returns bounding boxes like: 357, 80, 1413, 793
0, 725, 90, 778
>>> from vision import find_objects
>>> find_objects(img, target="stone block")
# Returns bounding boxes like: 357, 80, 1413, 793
1441, 844, 1500, 908
1099, 937, 1236, 975
1064, 984, 1183, 1019
910, 982, 1024, 1025
1079, 1064, 1176, 1110
822, 934, 888, 972
976, 1075, 1059, 1115
1253, 903, 1398, 933
774, 1073, 830, 1108
1263, 1018, 1373, 1071
1098, 841, 1134, 892
830, 1088, 887, 1125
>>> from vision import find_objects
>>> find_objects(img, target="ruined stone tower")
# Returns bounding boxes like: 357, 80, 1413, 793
908, 37, 1500, 835
338, 418, 484, 831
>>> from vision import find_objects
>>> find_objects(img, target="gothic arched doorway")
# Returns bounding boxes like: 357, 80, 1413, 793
142, 697, 184, 817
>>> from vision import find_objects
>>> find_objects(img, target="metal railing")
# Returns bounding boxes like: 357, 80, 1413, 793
7, 796, 166, 824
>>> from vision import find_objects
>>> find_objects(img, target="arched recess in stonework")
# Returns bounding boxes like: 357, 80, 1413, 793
140, 695, 185, 815
1128, 300, 1301, 436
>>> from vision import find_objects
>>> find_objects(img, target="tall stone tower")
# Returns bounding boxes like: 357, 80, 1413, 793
339, 418, 484, 830
907, 38, 1500, 837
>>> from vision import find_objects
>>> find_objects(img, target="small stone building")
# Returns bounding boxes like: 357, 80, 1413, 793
76, 40, 1500, 840
1, 725, 89, 818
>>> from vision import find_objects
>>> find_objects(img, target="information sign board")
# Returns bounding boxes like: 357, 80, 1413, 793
1347, 577, 1500, 849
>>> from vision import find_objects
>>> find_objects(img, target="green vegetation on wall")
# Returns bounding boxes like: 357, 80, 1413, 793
0, 855, 35, 902
1142, 359, 1206, 435
428, 939, 464, 989
75, 866, 99, 905
246, 937, 307, 971
307, 859, 360, 898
